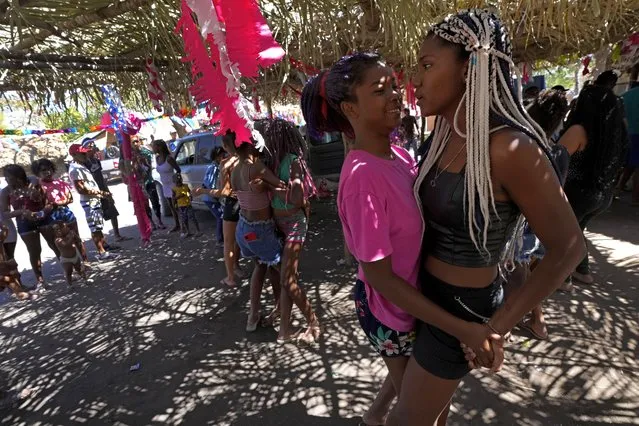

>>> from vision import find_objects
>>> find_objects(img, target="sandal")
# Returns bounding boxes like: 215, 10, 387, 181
518, 318, 548, 340
276, 330, 301, 344
114, 236, 133, 242
558, 280, 575, 293
220, 277, 236, 288
246, 313, 261, 332
261, 310, 280, 327
297, 322, 321, 345
571, 272, 594, 285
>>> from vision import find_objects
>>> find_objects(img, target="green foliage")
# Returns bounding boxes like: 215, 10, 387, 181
43, 107, 103, 141
537, 65, 576, 91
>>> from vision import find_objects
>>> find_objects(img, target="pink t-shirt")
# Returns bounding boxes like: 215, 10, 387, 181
40, 179, 72, 205
338, 145, 424, 332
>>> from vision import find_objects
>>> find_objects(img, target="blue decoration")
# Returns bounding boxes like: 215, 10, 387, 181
100, 84, 127, 143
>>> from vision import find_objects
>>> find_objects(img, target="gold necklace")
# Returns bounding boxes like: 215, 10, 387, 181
429, 142, 467, 187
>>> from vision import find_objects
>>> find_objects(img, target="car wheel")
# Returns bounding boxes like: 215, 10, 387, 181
156, 181, 172, 217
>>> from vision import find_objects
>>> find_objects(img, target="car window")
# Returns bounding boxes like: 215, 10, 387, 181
308, 131, 342, 146
197, 135, 222, 164
175, 139, 197, 166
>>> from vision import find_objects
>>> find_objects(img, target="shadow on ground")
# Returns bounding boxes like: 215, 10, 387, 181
1, 197, 637, 425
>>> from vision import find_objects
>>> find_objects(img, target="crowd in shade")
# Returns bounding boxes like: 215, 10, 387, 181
1, 8, 637, 425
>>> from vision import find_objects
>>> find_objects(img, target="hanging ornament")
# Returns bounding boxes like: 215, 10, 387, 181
252, 87, 261, 113
176, 0, 283, 148
582, 56, 592, 76
216, 0, 285, 78
521, 62, 531, 84
145, 59, 166, 112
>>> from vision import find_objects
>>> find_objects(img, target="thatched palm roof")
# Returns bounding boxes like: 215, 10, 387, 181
1, 0, 638, 111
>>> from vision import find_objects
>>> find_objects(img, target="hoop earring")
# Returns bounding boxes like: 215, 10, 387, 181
453, 91, 467, 138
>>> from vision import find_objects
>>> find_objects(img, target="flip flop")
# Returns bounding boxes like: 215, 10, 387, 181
246, 313, 261, 332
220, 277, 236, 288
276, 329, 301, 344
261, 310, 280, 327
518, 318, 548, 340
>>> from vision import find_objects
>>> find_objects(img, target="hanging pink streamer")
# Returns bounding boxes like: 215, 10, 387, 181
219, 0, 284, 78
120, 133, 152, 242
175, 0, 251, 144
145, 59, 165, 112
406, 80, 417, 110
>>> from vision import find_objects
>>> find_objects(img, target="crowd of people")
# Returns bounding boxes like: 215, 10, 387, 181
1, 7, 636, 424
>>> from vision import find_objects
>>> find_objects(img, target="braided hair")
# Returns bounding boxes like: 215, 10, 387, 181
255, 118, 318, 198
301, 52, 385, 139
562, 84, 628, 194
527, 88, 570, 137
415, 9, 550, 261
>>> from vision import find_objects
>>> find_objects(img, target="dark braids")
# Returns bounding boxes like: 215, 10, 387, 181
255, 118, 318, 198
301, 52, 384, 139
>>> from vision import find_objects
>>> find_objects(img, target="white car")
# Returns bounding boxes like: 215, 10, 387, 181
152, 132, 224, 215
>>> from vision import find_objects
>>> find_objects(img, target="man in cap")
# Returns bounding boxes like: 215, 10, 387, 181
68, 144, 120, 261
81, 138, 131, 243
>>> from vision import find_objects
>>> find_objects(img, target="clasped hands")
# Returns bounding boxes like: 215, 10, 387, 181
459, 322, 507, 373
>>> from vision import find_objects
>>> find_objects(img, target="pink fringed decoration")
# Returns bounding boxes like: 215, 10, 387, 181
145, 59, 165, 112
406, 80, 417, 110
120, 133, 152, 242
175, 0, 251, 144
219, 0, 284, 78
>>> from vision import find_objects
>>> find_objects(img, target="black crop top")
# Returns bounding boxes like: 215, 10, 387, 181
419, 167, 519, 267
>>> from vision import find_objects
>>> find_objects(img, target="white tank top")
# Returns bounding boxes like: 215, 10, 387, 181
157, 157, 176, 198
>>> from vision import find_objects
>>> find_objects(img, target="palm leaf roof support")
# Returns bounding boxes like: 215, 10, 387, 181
0, 0, 637, 111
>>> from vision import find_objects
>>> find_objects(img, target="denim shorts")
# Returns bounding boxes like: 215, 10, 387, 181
16, 216, 53, 235
412, 270, 504, 380
354, 280, 414, 357
235, 216, 282, 266
515, 228, 546, 264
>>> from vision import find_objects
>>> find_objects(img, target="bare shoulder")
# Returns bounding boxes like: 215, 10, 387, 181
489, 128, 549, 177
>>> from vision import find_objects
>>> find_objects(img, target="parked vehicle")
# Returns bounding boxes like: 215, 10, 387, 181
152, 131, 223, 216
65, 131, 121, 182
307, 130, 345, 179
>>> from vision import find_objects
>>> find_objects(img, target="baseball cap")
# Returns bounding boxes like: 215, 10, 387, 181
69, 144, 91, 156
81, 137, 96, 147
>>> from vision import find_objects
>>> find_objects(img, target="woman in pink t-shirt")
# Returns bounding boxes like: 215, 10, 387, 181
301, 52, 498, 425
32, 159, 88, 262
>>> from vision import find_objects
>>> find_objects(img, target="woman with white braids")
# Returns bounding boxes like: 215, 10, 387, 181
385, 10, 585, 425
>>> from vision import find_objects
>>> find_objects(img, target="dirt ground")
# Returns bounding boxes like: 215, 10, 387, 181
0, 183, 637, 426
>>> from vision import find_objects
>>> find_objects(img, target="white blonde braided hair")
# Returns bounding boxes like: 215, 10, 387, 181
414, 9, 550, 264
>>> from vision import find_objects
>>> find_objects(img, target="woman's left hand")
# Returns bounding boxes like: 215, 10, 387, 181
461, 332, 506, 372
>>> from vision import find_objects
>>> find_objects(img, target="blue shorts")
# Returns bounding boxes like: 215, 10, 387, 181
515, 228, 546, 264
16, 216, 53, 235
81, 199, 104, 233
50, 206, 76, 224
235, 216, 282, 266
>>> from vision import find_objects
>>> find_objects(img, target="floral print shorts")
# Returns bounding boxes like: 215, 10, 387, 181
354, 280, 415, 357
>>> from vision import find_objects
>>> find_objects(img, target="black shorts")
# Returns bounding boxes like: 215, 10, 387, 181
101, 196, 119, 221
412, 270, 504, 380
354, 280, 415, 357
223, 197, 240, 222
